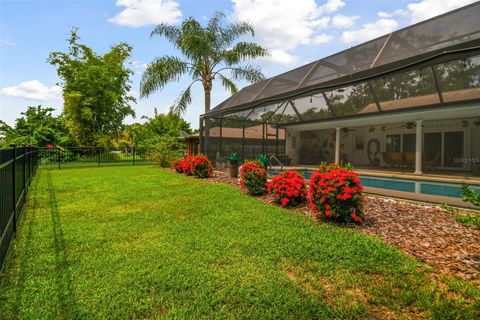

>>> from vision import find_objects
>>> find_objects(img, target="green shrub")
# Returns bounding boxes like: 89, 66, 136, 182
461, 184, 480, 207
145, 136, 184, 167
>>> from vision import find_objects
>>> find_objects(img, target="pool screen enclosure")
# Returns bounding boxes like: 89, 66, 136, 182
200, 3, 480, 173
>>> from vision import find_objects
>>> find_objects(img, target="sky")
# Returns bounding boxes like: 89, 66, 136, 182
0, 0, 477, 129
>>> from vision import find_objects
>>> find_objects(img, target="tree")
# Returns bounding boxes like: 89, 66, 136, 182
48, 28, 135, 146
140, 12, 268, 114
142, 107, 192, 137
0, 105, 72, 146
123, 107, 192, 147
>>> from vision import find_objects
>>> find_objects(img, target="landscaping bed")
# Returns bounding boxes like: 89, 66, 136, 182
210, 170, 480, 283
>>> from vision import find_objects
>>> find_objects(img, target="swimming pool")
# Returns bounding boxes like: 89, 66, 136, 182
267, 169, 480, 199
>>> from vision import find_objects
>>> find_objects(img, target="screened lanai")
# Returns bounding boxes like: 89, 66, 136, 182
200, 3, 480, 175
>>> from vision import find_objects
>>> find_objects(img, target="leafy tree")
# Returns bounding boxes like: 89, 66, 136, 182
140, 12, 268, 114
123, 107, 192, 147
142, 107, 192, 137
144, 135, 185, 167
0, 105, 72, 146
48, 28, 135, 146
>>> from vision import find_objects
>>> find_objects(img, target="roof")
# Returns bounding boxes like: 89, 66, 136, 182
207, 2, 480, 117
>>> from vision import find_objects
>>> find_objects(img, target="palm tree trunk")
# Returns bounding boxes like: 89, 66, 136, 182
203, 86, 212, 156
204, 87, 211, 112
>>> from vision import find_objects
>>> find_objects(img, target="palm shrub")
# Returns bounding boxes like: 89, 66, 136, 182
228, 152, 239, 178
309, 163, 365, 224
257, 153, 269, 168
240, 160, 267, 195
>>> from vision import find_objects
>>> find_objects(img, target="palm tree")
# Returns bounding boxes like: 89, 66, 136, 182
140, 12, 268, 115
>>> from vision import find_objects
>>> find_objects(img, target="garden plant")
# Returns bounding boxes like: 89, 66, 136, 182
309, 163, 365, 224
240, 160, 267, 195
268, 170, 307, 207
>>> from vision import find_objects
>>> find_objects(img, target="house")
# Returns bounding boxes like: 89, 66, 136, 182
200, 3, 480, 176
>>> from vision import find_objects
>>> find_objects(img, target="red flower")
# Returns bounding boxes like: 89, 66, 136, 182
309, 162, 364, 224
268, 170, 307, 207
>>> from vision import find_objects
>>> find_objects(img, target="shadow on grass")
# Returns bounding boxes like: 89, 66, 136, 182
12, 170, 42, 315
45, 171, 78, 318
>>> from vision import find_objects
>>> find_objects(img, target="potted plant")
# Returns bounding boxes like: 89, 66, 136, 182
257, 153, 270, 169
227, 152, 239, 178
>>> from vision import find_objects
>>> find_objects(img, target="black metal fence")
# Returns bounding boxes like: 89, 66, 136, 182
0, 145, 38, 270
38, 147, 154, 169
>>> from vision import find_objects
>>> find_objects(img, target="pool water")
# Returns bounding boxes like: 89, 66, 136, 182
267, 169, 480, 199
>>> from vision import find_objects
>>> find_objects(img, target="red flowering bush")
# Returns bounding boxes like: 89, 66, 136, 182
191, 154, 213, 178
268, 170, 307, 207
309, 163, 364, 224
240, 160, 267, 195
174, 155, 212, 178
181, 155, 196, 175
174, 158, 185, 173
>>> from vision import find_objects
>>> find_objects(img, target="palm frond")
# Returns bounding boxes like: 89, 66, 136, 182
220, 21, 255, 47
173, 80, 199, 114
140, 56, 189, 98
217, 74, 238, 95
229, 65, 265, 84
150, 24, 181, 44
223, 42, 269, 65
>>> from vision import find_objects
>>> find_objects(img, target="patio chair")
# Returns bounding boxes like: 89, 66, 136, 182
404, 152, 416, 169
382, 152, 392, 167
425, 152, 440, 171
390, 152, 404, 168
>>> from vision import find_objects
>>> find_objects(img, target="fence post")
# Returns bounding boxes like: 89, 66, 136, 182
98, 147, 101, 167
57, 147, 61, 169
28, 145, 32, 185
133, 146, 136, 166
22, 144, 26, 194
11, 144, 17, 233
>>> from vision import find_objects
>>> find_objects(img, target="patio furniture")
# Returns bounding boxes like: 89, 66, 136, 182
425, 152, 440, 171
404, 152, 416, 169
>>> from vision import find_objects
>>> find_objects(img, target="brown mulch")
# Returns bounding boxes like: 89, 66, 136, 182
208, 170, 480, 283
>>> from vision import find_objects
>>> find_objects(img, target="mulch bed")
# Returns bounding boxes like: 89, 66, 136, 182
208, 170, 480, 283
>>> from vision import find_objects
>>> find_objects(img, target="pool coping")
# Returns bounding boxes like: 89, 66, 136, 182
363, 186, 477, 209
270, 166, 480, 186
267, 166, 479, 209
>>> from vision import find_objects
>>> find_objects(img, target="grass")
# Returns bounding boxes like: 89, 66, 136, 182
0, 166, 479, 319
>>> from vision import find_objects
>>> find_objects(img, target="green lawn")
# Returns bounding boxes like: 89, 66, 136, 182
0, 166, 478, 319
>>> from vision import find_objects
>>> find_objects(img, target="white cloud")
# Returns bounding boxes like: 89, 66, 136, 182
0, 38, 16, 47
231, 0, 344, 65
377, 1, 474, 24
318, 0, 345, 13
341, 18, 398, 43
258, 49, 298, 65
108, 0, 182, 27
377, 11, 392, 18
1, 80, 62, 101
313, 33, 334, 44
406, 0, 476, 23
331, 14, 359, 28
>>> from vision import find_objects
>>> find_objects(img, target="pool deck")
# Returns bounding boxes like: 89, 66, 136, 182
274, 165, 480, 185
270, 165, 480, 209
